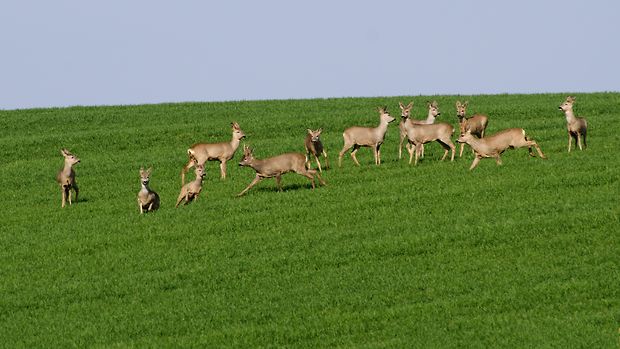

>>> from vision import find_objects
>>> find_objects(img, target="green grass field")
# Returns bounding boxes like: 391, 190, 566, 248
1, 92, 619, 347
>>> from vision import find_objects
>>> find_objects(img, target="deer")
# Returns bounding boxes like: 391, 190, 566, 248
338, 106, 395, 167
237, 145, 326, 197
56, 148, 80, 208
137, 167, 160, 214
176, 163, 206, 207
181, 121, 245, 184
398, 101, 441, 159
404, 120, 455, 166
559, 96, 587, 152
455, 101, 489, 157
304, 128, 329, 172
456, 128, 546, 170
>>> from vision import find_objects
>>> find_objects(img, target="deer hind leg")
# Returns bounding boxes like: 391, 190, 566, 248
275, 175, 283, 191
414, 143, 423, 166
350, 145, 361, 166
238, 175, 263, 197
375, 144, 382, 165
420, 144, 425, 159
338, 141, 354, 167
299, 169, 317, 189
407, 142, 415, 164
459, 142, 465, 157
469, 156, 482, 170
322, 150, 329, 170
577, 133, 583, 151
495, 155, 503, 166
181, 159, 196, 185
525, 139, 546, 159
398, 131, 406, 160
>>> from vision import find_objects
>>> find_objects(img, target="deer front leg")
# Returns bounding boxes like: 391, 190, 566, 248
407, 143, 415, 165
61, 187, 67, 208
469, 156, 482, 170
238, 175, 262, 197
220, 160, 227, 180
398, 132, 406, 160
567, 132, 573, 152
322, 150, 329, 169
314, 154, 322, 173
181, 160, 195, 185
459, 142, 465, 157
495, 155, 503, 166
414, 144, 422, 166
275, 175, 283, 191
350, 145, 361, 166
577, 133, 583, 151
138, 199, 143, 214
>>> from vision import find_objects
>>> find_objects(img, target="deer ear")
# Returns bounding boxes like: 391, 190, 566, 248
407, 102, 413, 109
464, 101, 469, 107
307, 129, 312, 134
317, 128, 323, 134
147, 167, 152, 174
456, 101, 461, 107
399, 102, 404, 108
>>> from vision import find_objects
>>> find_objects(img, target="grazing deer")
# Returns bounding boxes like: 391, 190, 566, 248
137, 167, 160, 214
304, 128, 329, 172
456, 101, 489, 157
181, 122, 246, 183
56, 148, 80, 208
176, 163, 206, 207
405, 121, 455, 166
456, 128, 546, 170
237, 145, 326, 197
398, 101, 441, 159
338, 106, 395, 167
559, 96, 587, 152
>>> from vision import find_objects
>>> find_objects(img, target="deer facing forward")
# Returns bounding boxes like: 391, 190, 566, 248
137, 167, 160, 214
176, 163, 206, 207
338, 106, 395, 167
304, 128, 329, 172
398, 101, 441, 159
56, 148, 80, 208
237, 145, 325, 197
456, 100, 489, 157
559, 96, 587, 152
181, 122, 246, 183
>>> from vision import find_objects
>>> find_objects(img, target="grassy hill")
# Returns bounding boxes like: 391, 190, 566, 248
1, 92, 618, 347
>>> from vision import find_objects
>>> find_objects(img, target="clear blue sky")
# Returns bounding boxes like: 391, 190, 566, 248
1, 0, 618, 110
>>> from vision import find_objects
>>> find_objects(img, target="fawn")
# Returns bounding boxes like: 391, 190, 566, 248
176, 163, 206, 207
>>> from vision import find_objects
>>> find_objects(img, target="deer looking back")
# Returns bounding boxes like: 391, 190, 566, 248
237, 145, 325, 197
559, 96, 587, 152
56, 148, 80, 208
338, 107, 395, 167
181, 122, 245, 183
137, 167, 160, 214
176, 163, 206, 207
304, 128, 329, 172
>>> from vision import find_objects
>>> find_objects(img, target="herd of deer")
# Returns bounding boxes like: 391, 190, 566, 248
56, 96, 588, 212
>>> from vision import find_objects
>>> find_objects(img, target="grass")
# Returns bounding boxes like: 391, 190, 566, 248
0, 92, 619, 347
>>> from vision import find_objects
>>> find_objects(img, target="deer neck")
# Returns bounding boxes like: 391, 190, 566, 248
230, 135, 241, 151
62, 161, 74, 176
376, 119, 390, 136
141, 183, 150, 192
426, 110, 435, 123
564, 108, 577, 123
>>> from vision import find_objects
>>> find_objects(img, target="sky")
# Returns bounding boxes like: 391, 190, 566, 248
1, 0, 618, 110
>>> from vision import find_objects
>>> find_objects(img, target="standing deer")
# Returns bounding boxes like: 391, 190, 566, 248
181, 121, 246, 183
56, 148, 80, 208
559, 96, 587, 152
237, 145, 326, 197
405, 121, 455, 165
338, 106, 395, 167
304, 128, 329, 172
456, 128, 546, 170
456, 101, 489, 157
176, 163, 206, 207
137, 167, 160, 214
398, 101, 441, 159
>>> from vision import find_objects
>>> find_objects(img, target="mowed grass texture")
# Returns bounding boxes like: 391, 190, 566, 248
1, 93, 618, 347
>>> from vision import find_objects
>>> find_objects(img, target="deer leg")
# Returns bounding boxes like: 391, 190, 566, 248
301, 170, 317, 189
469, 156, 482, 170
175, 189, 186, 208
420, 144, 425, 159
323, 150, 329, 170
276, 175, 283, 191
73, 184, 79, 204
459, 142, 465, 157
181, 160, 195, 185
238, 175, 262, 197
526, 140, 546, 159
350, 145, 361, 166
314, 155, 322, 173
495, 155, 503, 166
398, 132, 405, 160
67, 186, 73, 206
407, 142, 415, 165
414, 144, 422, 166
61, 187, 67, 208
448, 141, 455, 162
567, 132, 573, 152
220, 161, 227, 180
438, 140, 451, 161
339, 143, 353, 167
577, 133, 583, 151
376, 145, 382, 165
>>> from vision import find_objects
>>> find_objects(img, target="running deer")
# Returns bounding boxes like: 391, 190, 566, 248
237, 145, 326, 197
405, 121, 455, 166
304, 128, 329, 172
559, 96, 587, 152
137, 167, 160, 214
338, 106, 395, 167
56, 148, 80, 208
456, 128, 546, 170
398, 101, 441, 159
176, 163, 206, 207
181, 122, 246, 183
456, 101, 489, 157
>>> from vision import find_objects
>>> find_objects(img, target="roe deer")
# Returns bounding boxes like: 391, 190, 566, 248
237, 145, 326, 197
398, 101, 440, 159
56, 148, 80, 208
176, 163, 206, 207
456, 100, 489, 157
338, 107, 395, 167
405, 121, 455, 166
181, 121, 246, 183
559, 96, 587, 152
304, 128, 329, 172
456, 128, 546, 170
137, 167, 160, 214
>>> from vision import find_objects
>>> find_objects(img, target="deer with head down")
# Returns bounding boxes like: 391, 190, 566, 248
237, 145, 325, 197
338, 106, 395, 167
456, 128, 546, 170
456, 101, 489, 157
181, 121, 245, 183
137, 167, 160, 214
305, 128, 329, 172
398, 101, 441, 159
559, 96, 587, 152
56, 148, 80, 208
